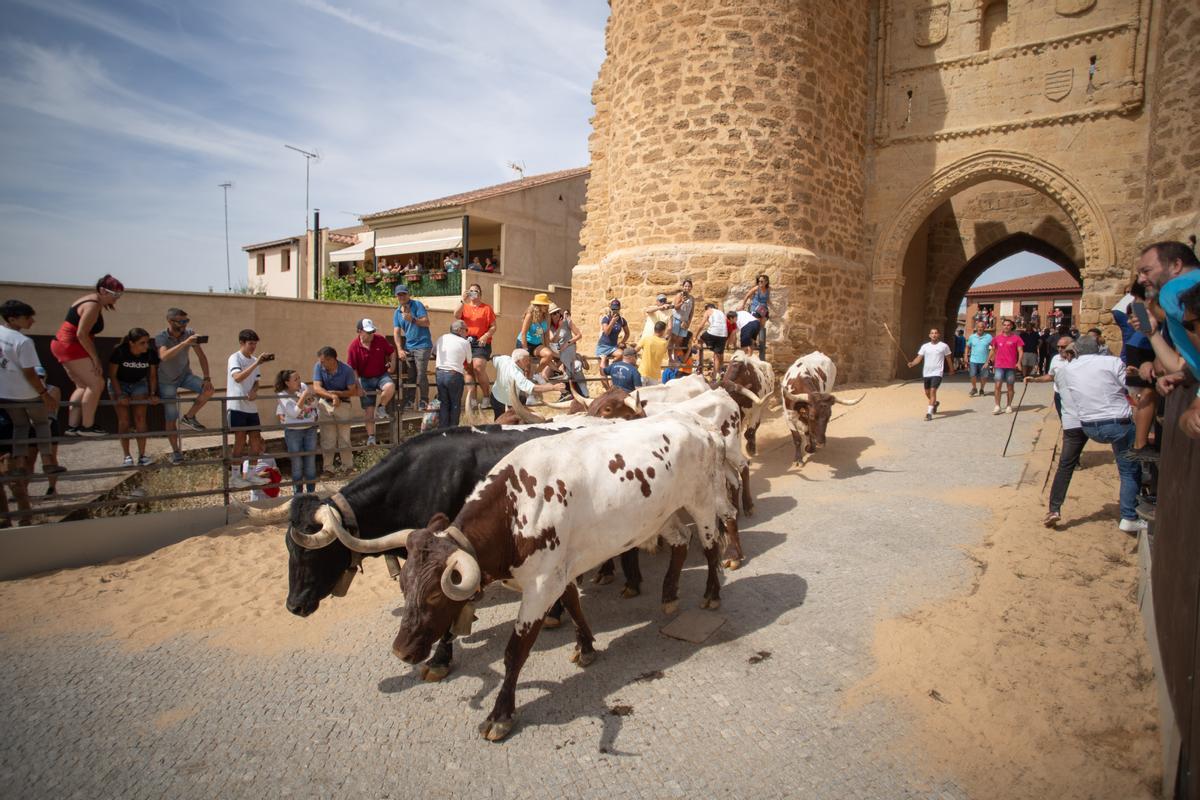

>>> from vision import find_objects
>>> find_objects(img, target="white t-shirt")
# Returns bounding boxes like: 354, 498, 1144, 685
226, 351, 260, 413
736, 310, 757, 331
276, 383, 318, 427
705, 309, 727, 337
435, 333, 472, 375
917, 341, 951, 377
0, 325, 40, 400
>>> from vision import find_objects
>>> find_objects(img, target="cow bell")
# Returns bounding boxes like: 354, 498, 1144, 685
330, 568, 356, 597
450, 603, 477, 636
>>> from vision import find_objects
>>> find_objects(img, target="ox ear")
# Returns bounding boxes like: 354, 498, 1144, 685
425, 513, 451, 532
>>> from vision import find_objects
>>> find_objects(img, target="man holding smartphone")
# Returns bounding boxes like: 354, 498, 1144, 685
156, 307, 215, 464
226, 329, 271, 489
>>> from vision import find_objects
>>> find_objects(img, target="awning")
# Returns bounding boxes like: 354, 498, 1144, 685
374, 219, 462, 257
329, 231, 375, 263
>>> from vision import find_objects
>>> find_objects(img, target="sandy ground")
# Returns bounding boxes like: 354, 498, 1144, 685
0, 377, 1161, 798
845, 385, 1160, 799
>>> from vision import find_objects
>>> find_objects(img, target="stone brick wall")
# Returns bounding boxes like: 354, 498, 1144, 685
574, 0, 872, 374
1141, 0, 1200, 244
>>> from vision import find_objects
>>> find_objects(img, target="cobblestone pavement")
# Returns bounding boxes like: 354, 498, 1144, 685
0, 379, 1055, 799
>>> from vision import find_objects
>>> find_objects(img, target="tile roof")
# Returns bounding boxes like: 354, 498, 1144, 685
242, 235, 301, 252
966, 269, 1082, 297
362, 167, 590, 220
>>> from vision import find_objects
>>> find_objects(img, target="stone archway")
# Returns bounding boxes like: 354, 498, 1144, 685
868, 150, 1115, 380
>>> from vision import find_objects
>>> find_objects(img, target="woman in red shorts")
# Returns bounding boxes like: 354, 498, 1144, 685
50, 275, 124, 436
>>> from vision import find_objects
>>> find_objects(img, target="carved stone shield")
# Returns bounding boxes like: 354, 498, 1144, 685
1045, 69, 1074, 101
913, 4, 950, 47
1055, 0, 1096, 15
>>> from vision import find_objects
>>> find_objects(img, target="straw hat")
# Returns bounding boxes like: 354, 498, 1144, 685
549, 304, 564, 316
531, 293, 551, 306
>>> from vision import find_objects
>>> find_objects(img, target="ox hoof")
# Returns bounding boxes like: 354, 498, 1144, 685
480, 718, 514, 742
569, 647, 597, 667
420, 663, 452, 682
593, 573, 615, 586
662, 600, 680, 616
619, 585, 640, 599
723, 558, 742, 571
700, 596, 721, 610
542, 615, 563, 630
742, 506, 755, 518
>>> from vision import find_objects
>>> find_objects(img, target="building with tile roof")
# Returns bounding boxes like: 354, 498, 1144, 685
964, 269, 1082, 331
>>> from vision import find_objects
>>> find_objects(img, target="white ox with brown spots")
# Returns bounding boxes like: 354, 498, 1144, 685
781, 351, 863, 465
361, 413, 735, 741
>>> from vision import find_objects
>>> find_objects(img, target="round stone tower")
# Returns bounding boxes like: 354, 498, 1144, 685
573, 0, 872, 374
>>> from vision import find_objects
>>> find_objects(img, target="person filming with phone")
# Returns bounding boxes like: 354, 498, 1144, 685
155, 307, 215, 464
225, 329, 272, 489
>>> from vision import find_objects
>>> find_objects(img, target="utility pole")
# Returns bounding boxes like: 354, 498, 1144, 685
285, 145, 318, 299
218, 182, 233, 292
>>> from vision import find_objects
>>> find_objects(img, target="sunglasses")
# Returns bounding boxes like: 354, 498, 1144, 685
171, 318, 190, 326
101, 288, 123, 298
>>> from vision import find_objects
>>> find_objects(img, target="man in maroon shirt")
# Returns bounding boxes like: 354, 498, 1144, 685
346, 318, 396, 445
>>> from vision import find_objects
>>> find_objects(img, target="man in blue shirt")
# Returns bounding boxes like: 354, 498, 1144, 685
391, 284, 433, 411
964, 321, 993, 396
603, 347, 643, 393
311, 345, 359, 473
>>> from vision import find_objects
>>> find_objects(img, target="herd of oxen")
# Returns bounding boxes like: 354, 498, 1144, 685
239, 350, 862, 741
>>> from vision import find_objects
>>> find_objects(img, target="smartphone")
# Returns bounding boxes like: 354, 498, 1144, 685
260, 353, 275, 362
193, 335, 209, 344
1130, 301, 1152, 332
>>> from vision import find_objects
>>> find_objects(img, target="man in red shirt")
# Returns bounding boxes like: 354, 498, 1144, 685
347, 318, 396, 445
990, 317, 1024, 414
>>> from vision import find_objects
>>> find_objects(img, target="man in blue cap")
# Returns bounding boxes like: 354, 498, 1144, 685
391, 284, 432, 411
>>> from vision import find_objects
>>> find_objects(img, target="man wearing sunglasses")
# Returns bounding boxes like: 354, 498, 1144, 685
1132, 241, 1199, 395
1029, 337, 1078, 528
156, 308, 215, 464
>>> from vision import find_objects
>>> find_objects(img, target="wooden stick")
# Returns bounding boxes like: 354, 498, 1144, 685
1001, 380, 1030, 457
882, 322, 911, 363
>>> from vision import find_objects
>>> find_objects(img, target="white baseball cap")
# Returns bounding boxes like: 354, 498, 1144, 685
357, 318, 377, 333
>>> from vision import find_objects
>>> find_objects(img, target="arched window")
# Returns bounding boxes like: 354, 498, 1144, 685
980, 1, 1010, 50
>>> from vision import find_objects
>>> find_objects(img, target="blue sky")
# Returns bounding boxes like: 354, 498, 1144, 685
0, 1, 1062, 295
0, 0, 609, 292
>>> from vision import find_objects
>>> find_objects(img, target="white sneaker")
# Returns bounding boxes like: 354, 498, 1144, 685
244, 471, 269, 486
1005, 406, 1014, 414
122, 455, 134, 467
993, 405, 1002, 415
229, 474, 252, 489
1118, 518, 1148, 534
374, 407, 389, 421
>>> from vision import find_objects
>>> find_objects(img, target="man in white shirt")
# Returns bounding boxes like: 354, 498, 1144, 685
434, 320, 472, 428
1, 300, 65, 514
1057, 335, 1144, 533
907, 328, 952, 421
226, 329, 272, 489
489, 349, 564, 421
1028, 338, 1080, 528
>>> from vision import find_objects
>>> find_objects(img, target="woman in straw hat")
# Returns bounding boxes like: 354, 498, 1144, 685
517, 293, 552, 372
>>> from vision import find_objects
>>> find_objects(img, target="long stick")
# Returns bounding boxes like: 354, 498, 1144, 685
881, 322, 911, 363
1041, 441, 1059, 493
1001, 380, 1030, 457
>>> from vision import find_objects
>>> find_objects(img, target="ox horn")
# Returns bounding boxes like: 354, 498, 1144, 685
231, 496, 291, 524
509, 379, 548, 424
623, 388, 642, 415
331, 522, 414, 554
441, 550, 481, 601
782, 386, 807, 404
732, 385, 762, 406
833, 393, 866, 406
288, 503, 341, 550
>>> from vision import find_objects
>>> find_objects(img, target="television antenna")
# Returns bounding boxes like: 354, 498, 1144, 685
505, 160, 526, 178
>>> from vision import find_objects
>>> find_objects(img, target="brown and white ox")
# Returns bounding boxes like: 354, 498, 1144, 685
716, 352, 775, 458
337, 414, 735, 741
781, 351, 863, 465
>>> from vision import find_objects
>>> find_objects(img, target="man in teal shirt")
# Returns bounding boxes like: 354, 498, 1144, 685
964, 321, 993, 397
391, 284, 433, 411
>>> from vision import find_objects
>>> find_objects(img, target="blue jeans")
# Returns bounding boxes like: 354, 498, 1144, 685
436, 370, 465, 428
1080, 419, 1141, 520
283, 426, 318, 494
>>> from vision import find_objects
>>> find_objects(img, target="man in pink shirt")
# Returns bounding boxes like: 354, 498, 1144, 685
990, 317, 1024, 414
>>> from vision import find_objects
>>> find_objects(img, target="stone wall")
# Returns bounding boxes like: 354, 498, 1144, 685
1140, 0, 1200, 244
575, 0, 872, 373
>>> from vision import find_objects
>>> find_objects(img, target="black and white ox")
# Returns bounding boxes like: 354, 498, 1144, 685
335, 414, 736, 741
781, 351, 864, 464
242, 422, 586, 680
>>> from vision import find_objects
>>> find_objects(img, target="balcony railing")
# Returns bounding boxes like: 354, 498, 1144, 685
323, 270, 464, 304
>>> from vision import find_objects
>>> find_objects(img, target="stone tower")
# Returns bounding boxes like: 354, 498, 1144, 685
574, 0, 1200, 381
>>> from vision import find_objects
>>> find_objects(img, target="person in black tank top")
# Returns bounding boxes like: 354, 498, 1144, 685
54, 275, 124, 436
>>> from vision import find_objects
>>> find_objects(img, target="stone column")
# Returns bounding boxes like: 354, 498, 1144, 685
573, 0, 872, 376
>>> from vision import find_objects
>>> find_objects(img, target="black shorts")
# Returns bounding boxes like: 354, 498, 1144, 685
0, 408, 12, 457
923, 376, 943, 390
469, 341, 492, 361
700, 332, 727, 351
739, 322, 761, 348
228, 410, 261, 430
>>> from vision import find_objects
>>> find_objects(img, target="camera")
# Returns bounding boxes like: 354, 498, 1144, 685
193, 335, 209, 344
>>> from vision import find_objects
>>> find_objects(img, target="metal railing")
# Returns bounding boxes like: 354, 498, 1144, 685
0, 340, 763, 526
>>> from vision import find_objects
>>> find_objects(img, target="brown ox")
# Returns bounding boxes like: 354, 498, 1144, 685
781, 351, 863, 464
333, 414, 733, 741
